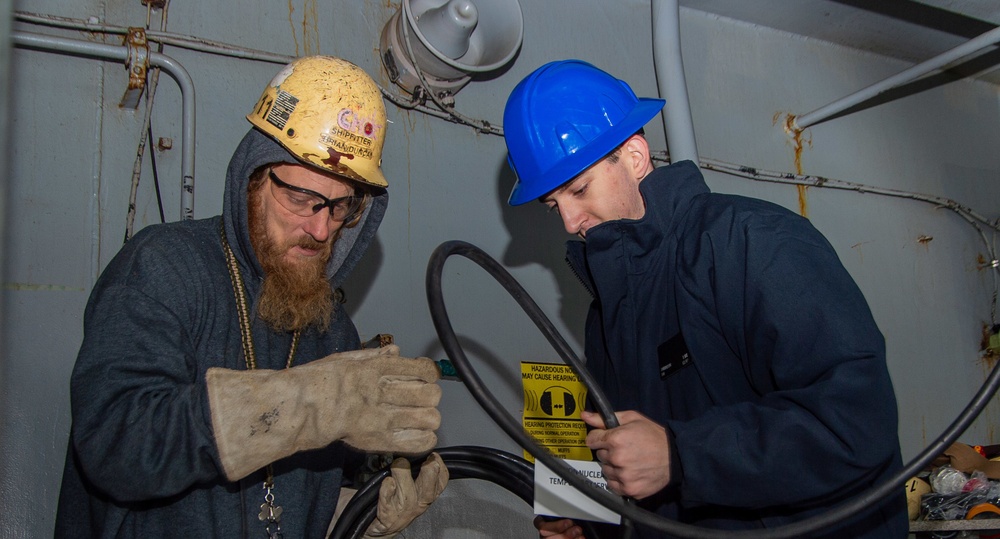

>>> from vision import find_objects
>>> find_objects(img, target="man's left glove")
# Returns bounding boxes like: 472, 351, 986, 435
206, 345, 441, 481
364, 452, 449, 538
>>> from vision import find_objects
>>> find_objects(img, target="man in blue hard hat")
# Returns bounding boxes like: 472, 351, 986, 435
503, 59, 907, 538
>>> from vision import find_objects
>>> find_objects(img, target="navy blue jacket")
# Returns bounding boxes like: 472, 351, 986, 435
567, 161, 907, 538
54, 129, 387, 538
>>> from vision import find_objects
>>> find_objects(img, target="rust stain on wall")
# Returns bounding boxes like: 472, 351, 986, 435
796, 186, 808, 218
982, 323, 1000, 363
286, 0, 320, 57
979, 339, 999, 445
287, 0, 301, 56
775, 112, 812, 218
851, 241, 872, 264
791, 118, 809, 218
977, 253, 1000, 272
921, 416, 927, 449
302, 0, 319, 56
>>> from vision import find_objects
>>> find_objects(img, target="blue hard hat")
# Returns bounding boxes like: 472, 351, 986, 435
503, 59, 665, 206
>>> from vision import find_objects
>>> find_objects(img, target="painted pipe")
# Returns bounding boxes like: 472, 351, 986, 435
794, 25, 1000, 130
12, 31, 196, 220
651, 0, 699, 165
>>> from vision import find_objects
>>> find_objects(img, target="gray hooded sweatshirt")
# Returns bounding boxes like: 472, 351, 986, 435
54, 128, 388, 538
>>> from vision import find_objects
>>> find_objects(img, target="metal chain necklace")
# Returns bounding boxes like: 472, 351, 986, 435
221, 222, 301, 539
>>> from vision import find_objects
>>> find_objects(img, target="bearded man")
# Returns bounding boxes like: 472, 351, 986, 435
54, 56, 447, 539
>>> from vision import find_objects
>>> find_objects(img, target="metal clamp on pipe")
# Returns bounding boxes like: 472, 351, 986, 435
12, 31, 196, 220
120, 27, 149, 109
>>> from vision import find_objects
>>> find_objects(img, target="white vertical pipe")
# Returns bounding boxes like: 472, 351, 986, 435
152, 52, 197, 220
794, 25, 1000, 130
12, 31, 196, 220
651, 0, 699, 165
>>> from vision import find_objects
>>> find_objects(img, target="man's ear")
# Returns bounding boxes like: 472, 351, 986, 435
622, 135, 652, 181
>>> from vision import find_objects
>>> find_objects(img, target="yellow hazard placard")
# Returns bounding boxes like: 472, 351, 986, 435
521, 362, 592, 462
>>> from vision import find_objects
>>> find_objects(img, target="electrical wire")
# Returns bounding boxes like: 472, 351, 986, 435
148, 1, 168, 226
148, 122, 165, 223
123, 52, 160, 241
123, 1, 170, 242
425, 239, 1000, 538
693, 155, 1000, 235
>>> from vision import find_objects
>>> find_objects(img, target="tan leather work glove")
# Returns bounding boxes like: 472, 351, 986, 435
363, 452, 449, 538
206, 345, 442, 481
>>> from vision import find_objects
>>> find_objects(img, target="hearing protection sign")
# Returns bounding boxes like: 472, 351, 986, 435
523, 362, 620, 524
521, 362, 592, 462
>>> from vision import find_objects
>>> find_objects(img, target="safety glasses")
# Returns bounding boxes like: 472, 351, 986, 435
268, 169, 365, 222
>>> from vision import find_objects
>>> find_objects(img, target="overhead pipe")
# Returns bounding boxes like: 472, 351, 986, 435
12, 31, 196, 220
793, 25, 1000, 130
651, 0, 699, 165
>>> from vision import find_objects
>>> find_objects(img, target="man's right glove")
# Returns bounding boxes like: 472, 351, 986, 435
206, 344, 442, 481
363, 452, 449, 538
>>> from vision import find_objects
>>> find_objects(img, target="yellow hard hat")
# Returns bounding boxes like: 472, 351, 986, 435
247, 55, 389, 188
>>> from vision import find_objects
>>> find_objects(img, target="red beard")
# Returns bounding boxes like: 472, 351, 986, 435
248, 191, 336, 333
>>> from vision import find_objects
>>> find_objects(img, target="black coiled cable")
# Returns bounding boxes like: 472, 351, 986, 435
329, 445, 584, 539
424, 239, 1000, 539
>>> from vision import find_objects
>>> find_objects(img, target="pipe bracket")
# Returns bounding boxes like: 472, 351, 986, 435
120, 27, 149, 109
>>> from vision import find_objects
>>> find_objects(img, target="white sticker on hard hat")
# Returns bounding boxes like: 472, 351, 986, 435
266, 90, 299, 130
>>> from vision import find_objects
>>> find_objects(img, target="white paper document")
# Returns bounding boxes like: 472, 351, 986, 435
533, 458, 622, 525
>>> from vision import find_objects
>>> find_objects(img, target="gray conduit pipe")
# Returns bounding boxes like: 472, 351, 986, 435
12, 31, 197, 221
794, 25, 1000, 130
651, 0, 699, 165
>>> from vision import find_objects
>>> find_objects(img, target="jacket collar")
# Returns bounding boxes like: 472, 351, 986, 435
567, 159, 709, 279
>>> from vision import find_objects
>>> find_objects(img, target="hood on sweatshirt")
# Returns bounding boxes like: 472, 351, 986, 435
221, 127, 388, 289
